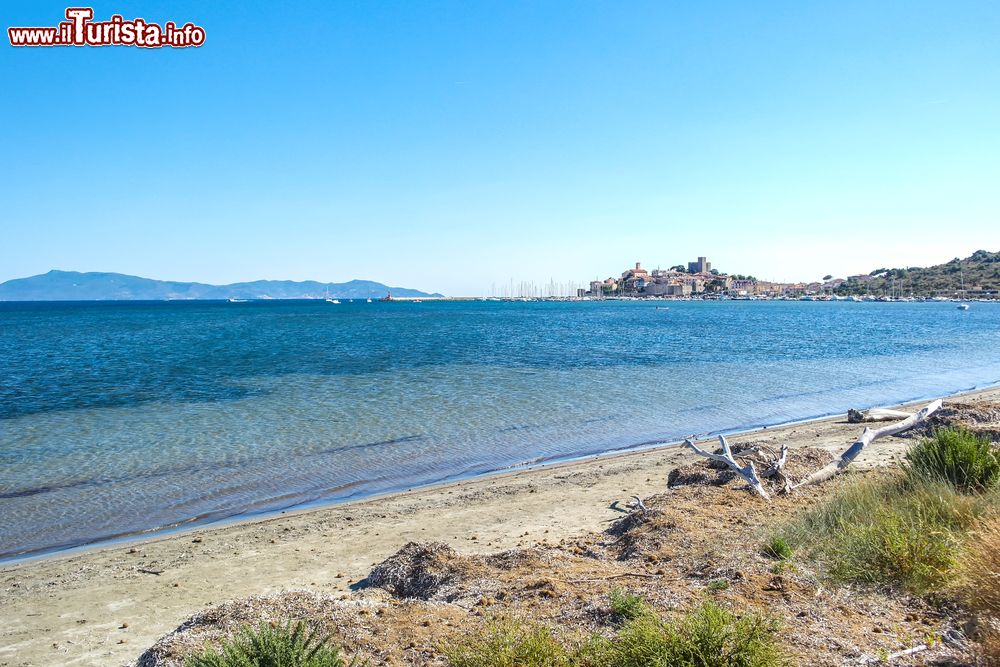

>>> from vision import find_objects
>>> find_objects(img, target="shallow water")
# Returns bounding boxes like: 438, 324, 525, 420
1, 299, 998, 560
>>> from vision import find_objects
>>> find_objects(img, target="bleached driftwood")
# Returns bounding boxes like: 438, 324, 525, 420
761, 444, 788, 477
761, 444, 791, 493
866, 408, 915, 421
848, 407, 915, 423
794, 399, 942, 490
858, 643, 929, 664
683, 435, 770, 499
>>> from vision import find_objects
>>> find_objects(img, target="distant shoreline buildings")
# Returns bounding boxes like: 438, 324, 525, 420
584, 257, 808, 299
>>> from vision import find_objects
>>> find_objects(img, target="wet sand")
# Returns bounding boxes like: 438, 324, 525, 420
2, 387, 998, 667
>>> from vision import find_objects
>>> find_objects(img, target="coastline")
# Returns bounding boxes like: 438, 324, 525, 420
6, 377, 998, 569
2, 385, 999, 666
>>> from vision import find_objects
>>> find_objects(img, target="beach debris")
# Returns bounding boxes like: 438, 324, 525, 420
137, 568, 164, 576
682, 435, 772, 499
130, 591, 374, 667
916, 400, 1000, 442
794, 399, 943, 490
856, 642, 929, 664
603, 504, 671, 561
628, 495, 648, 511
366, 542, 468, 600
563, 572, 663, 583
848, 407, 914, 424
679, 401, 943, 497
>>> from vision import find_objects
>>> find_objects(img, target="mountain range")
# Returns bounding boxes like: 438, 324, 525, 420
0, 271, 443, 301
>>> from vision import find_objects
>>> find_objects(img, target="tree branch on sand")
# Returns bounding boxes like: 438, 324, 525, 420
792, 399, 942, 490
679, 399, 943, 500
682, 435, 771, 499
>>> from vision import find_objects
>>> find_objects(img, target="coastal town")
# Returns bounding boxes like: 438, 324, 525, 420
574, 253, 998, 301
582, 257, 845, 300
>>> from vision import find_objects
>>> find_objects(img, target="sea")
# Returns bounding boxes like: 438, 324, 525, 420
1, 299, 999, 562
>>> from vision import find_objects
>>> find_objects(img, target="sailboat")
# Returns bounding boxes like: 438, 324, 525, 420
324, 288, 340, 304
366, 288, 372, 303
957, 264, 969, 310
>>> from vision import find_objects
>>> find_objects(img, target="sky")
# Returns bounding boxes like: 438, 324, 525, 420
2, 1, 999, 295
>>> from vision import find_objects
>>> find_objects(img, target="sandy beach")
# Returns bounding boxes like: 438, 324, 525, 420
2, 386, 998, 666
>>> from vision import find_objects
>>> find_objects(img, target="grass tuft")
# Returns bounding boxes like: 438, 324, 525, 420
609, 588, 650, 621
184, 620, 362, 667
956, 516, 1000, 618
762, 536, 793, 561
443, 616, 572, 667
779, 473, 994, 594
587, 600, 784, 667
958, 517, 1000, 666
445, 598, 784, 667
905, 427, 1000, 492
706, 579, 730, 592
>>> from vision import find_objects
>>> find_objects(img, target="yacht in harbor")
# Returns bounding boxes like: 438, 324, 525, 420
956, 263, 969, 310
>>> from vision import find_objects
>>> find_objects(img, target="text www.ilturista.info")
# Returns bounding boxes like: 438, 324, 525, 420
8, 8, 205, 48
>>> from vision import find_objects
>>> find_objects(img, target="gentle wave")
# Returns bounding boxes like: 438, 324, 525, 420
1, 299, 999, 561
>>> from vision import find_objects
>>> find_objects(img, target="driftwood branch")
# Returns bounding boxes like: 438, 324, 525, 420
761, 445, 791, 493
794, 399, 942, 490
848, 407, 914, 424
858, 643, 929, 664
762, 444, 788, 478
564, 572, 668, 583
683, 435, 770, 499
629, 495, 648, 511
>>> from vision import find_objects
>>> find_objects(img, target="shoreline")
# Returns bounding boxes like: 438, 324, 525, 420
2, 384, 1000, 666
4, 379, 998, 569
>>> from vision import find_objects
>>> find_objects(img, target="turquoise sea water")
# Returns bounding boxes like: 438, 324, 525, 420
1, 299, 999, 561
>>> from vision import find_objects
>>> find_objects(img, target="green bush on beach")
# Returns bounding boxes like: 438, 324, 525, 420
443, 616, 572, 667
184, 620, 363, 667
779, 473, 993, 594
587, 601, 784, 667
609, 588, 649, 621
905, 427, 1000, 492
779, 428, 1000, 595
762, 536, 793, 561
444, 598, 785, 667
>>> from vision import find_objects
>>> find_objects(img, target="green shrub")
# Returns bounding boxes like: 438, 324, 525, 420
905, 427, 1000, 492
762, 536, 793, 561
444, 616, 572, 667
609, 588, 650, 621
184, 620, 362, 667
586, 601, 784, 667
706, 579, 730, 592
446, 600, 784, 667
779, 473, 995, 594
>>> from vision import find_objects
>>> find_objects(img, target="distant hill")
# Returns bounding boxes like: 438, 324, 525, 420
0, 271, 443, 301
835, 250, 1000, 297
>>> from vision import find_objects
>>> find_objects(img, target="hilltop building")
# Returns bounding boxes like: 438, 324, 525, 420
688, 256, 711, 274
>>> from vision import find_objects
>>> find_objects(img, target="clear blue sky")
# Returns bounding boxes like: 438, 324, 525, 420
2, 1, 999, 295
